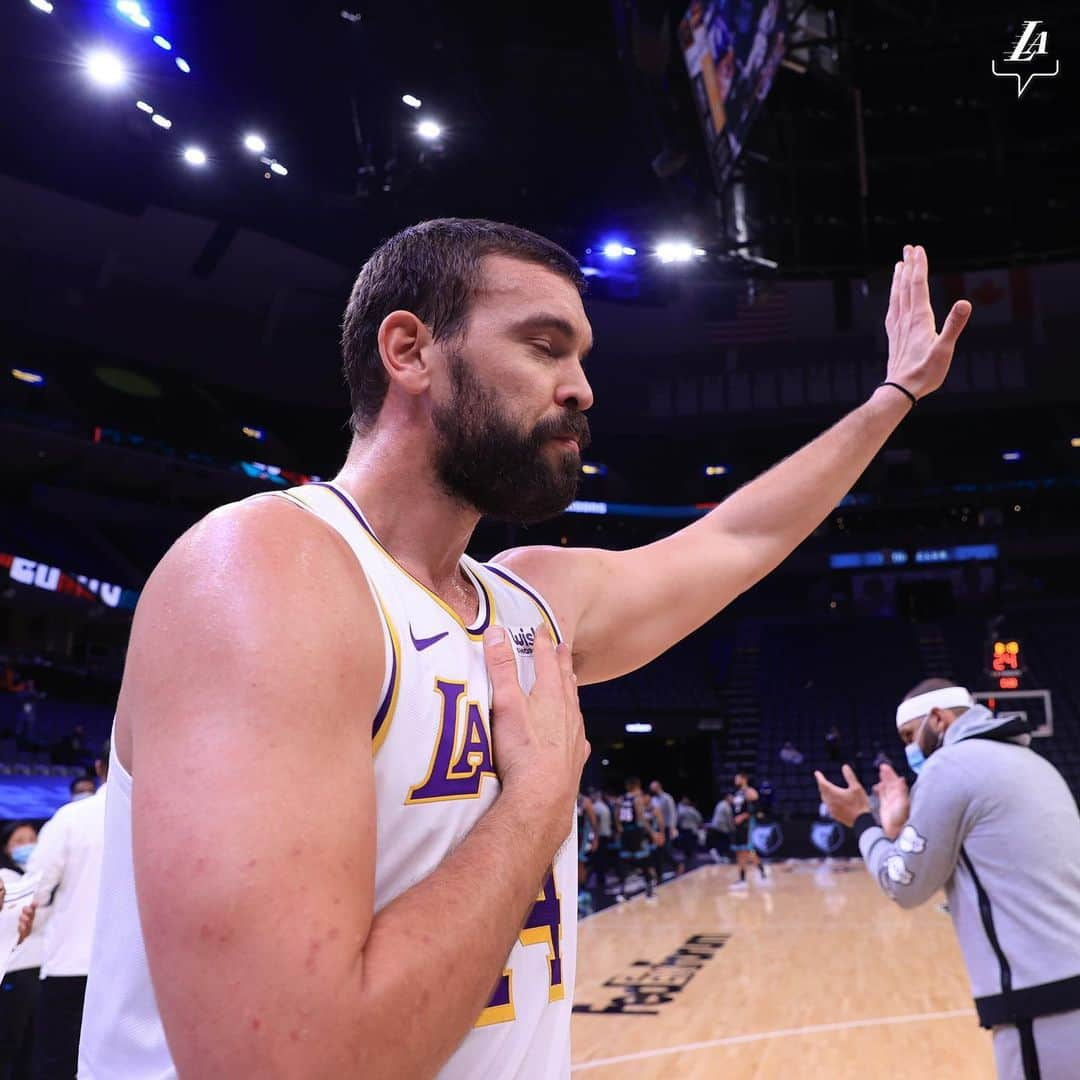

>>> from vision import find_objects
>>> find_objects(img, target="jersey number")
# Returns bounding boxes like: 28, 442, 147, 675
476, 870, 563, 1027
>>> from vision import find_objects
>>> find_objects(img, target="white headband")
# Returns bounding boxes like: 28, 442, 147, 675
896, 686, 974, 730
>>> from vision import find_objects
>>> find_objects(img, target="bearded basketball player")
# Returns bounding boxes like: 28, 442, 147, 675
78, 222, 970, 1078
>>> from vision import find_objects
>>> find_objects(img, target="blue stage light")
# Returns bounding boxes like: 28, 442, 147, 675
153, 35, 172, 50
175, 57, 191, 74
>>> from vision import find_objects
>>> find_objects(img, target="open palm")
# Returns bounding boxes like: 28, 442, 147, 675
884, 245, 972, 400
876, 763, 910, 840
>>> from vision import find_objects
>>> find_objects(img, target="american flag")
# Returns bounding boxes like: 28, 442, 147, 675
703, 282, 791, 344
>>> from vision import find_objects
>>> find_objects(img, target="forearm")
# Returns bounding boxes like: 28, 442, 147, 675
706, 386, 909, 578
854, 811, 953, 910
357, 790, 568, 1077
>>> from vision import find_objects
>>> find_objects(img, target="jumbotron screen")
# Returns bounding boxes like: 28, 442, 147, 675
679, 0, 788, 190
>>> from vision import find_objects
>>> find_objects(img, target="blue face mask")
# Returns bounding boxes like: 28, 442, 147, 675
905, 741, 927, 774
10, 843, 35, 868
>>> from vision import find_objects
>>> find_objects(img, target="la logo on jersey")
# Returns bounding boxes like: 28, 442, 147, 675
992, 20, 1059, 98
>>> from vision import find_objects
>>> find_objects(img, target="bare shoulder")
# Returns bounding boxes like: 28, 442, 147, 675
116, 495, 383, 767
489, 544, 595, 642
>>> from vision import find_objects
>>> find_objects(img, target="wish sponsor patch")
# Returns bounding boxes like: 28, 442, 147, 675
507, 626, 537, 656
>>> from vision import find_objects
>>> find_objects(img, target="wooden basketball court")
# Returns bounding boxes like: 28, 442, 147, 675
571, 860, 995, 1078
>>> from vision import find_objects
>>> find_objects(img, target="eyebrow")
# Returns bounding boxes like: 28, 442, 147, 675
510, 313, 593, 358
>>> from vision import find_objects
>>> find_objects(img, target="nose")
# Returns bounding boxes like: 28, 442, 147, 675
555, 358, 594, 413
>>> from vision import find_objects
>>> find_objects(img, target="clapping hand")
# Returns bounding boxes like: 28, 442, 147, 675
874, 763, 910, 840
814, 765, 871, 828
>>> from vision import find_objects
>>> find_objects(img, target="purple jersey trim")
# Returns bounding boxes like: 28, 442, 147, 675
484, 564, 563, 645
311, 481, 493, 636
372, 616, 398, 746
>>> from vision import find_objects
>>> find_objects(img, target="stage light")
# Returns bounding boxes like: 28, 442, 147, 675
151, 113, 171, 129
135, 100, 153, 113
625, 722, 653, 734
269, 161, 288, 176
417, 119, 441, 140
183, 146, 207, 166
86, 50, 126, 88
11, 368, 46, 386
175, 57, 191, 74
241, 426, 265, 441
130, 11, 150, 27
402, 94, 422, 108
243, 133, 267, 154
705, 464, 729, 476
29, 0, 54, 13
152, 35, 172, 50
623, 246, 637, 256
1001, 451, 1022, 462
602, 242, 625, 259
656, 240, 697, 263
116, 1, 141, 15
1071, 437, 1080, 448
581, 462, 607, 476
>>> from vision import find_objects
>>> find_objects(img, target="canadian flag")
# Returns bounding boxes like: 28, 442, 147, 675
942, 267, 1038, 328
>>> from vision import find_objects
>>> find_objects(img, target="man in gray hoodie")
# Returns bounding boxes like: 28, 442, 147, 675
817, 678, 1080, 1080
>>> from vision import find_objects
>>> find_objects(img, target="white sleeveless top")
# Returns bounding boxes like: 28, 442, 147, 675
79, 482, 577, 1079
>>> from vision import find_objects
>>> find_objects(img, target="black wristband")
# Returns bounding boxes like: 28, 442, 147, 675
852, 812, 878, 841
878, 381, 917, 407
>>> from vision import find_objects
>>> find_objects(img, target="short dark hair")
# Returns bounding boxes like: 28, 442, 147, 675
341, 218, 585, 434
70, 775, 95, 794
904, 677, 955, 700
0, 820, 35, 875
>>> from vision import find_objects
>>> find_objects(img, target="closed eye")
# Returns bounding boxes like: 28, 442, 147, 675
529, 339, 555, 357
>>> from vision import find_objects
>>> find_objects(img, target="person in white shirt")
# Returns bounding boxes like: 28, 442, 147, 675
0, 821, 50, 1079
25, 743, 108, 1080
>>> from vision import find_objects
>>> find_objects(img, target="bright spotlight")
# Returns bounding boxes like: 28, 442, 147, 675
116, 0, 141, 14
402, 94, 422, 109
152, 35, 172, 50
135, 100, 153, 113
623, 246, 637, 256
12, 368, 46, 386
602, 242, 625, 259
656, 241, 694, 264
86, 50, 126, 88
705, 465, 729, 477
183, 146, 207, 166
175, 57, 191, 74
151, 113, 171, 129
417, 119, 442, 140
1001, 451, 1022, 462
269, 161, 288, 176
29, 0, 54, 13
130, 11, 150, 27
243, 133, 267, 154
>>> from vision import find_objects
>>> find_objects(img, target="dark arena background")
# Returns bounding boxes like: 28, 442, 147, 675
1, 2, 1078, 1077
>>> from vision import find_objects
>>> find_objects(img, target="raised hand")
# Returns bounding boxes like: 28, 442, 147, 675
876, 762, 911, 840
884, 245, 972, 401
814, 764, 872, 828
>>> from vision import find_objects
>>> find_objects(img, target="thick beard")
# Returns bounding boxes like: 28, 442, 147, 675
431, 351, 591, 525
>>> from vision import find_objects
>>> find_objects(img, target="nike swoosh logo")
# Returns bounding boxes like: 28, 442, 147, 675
410, 626, 449, 652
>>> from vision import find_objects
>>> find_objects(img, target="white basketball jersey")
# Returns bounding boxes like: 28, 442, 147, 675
80, 481, 578, 1079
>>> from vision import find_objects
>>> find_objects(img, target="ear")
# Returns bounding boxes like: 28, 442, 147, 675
927, 708, 949, 733
377, 310, 433, 397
